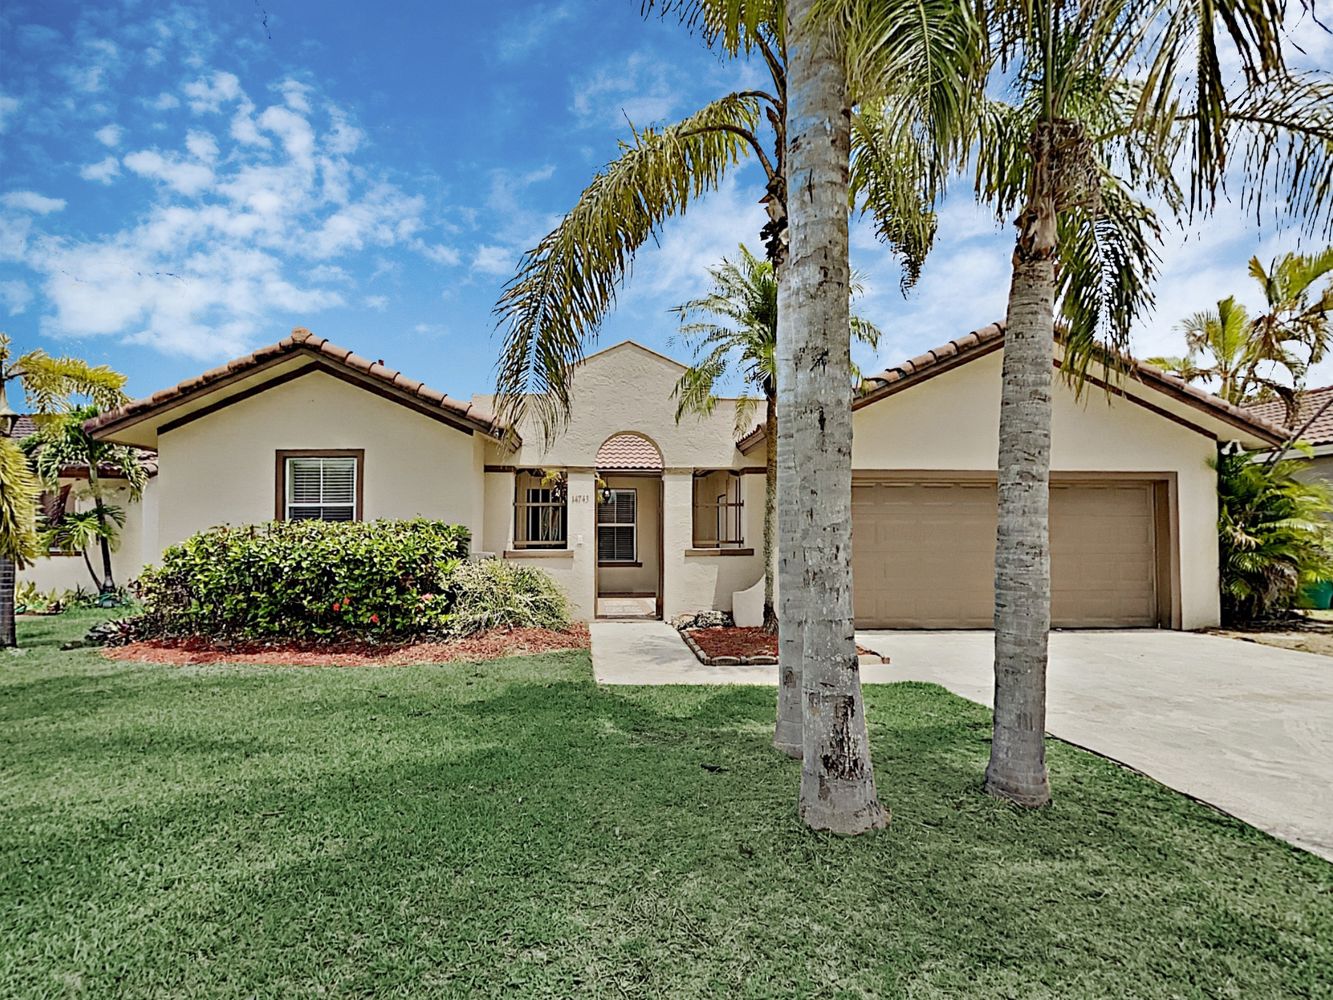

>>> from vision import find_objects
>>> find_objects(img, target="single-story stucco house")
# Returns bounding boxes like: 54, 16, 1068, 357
20, 323, 1288, 629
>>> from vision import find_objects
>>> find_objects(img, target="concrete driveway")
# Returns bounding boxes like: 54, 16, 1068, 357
855, 630, 1333, 862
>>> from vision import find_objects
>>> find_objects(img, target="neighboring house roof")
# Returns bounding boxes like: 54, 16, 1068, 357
1246, 386, 1333, 445
5, 413, 159, 478
736, 322, 1290, 452
85, 328, 510, 445
596, 432, 664, 470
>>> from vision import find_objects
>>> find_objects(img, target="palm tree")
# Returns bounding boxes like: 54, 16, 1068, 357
493, 0, 981, 784
0, 334, 128, 646
25, 405, 148, 593
958, 2, 1333, 806
1149, 296, 1266, 404
670, 243, 881, 632
1151, 248, 1333, 414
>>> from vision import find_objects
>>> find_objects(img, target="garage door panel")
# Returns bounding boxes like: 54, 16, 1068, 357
852, 478, 1160, 628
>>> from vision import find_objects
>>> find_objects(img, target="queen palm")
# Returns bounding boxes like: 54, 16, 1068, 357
493, 0, 981, 821
945, 1, 1331, 806
1151, 248, 1333, 413
670, 243, 881, 630
0, 334, 127, 646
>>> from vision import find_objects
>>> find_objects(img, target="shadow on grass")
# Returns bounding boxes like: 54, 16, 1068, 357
2, 645, 1330, 998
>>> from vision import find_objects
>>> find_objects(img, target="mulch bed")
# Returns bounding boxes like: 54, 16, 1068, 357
101, 624, 590, 667
682, 627, 887, 667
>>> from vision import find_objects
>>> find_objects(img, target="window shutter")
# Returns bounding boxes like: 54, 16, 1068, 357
286, 456, 357, 521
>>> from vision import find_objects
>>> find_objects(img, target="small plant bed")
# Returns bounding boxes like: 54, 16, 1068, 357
102, 624, 590, 667
682, 626, 888, 666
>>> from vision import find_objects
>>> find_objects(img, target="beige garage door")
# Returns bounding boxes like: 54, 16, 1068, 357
851, 479, 1161, 628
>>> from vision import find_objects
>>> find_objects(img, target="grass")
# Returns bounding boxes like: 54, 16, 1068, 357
2, 611, 1331, 998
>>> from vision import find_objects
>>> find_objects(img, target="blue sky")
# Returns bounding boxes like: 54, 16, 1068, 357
2, 0, 1330, 401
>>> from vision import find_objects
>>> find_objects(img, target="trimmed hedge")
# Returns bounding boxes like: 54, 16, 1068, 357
138, 519, 470, 640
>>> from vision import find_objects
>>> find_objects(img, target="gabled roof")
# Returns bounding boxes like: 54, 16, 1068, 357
85, 328, 510, 445
737, 321, 1289, 453
1247, 386, 1333, 445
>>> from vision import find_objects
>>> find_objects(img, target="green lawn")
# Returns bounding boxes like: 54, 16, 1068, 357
3, 612, 1330, 998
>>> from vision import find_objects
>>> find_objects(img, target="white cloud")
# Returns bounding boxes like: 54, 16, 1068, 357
149, 92, 181, 111
183, 71, 242, 113
124, 149, 216, 196
497, 2, 576, 61
11, 74, 441, 360
0, 94, 19, 133
95, 124, 123, 147
572, 51, 683, 129
472, 244, 515, 276
185, 130, 220, 162
80, 156, 122, 183
417, 242, 461, 267
0, 280, 33, 315
1, 191, 67, 214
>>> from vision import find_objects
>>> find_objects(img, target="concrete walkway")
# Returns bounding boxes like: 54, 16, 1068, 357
590, 621, 898, 685
856, 629, 1333, 862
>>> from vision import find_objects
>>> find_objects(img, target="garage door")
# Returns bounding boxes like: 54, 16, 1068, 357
851, 479, 1161, 628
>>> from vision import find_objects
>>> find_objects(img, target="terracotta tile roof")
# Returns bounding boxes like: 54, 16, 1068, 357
1246, 386, 1333, 445
736, 321, 1289, 452
84, 327, 509, 440
6, 413, 158, 477
596, 433, 663, 470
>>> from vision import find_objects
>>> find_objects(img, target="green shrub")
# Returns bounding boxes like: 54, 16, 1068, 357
447, 559, 570, 636
1216, 450, 1333, 623
137, 519, 470, 640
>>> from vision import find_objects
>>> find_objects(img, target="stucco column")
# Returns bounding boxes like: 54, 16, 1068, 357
660, 470, 694, 619
564, 471, 598, 620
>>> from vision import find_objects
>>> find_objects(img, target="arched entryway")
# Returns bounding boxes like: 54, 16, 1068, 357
594, 433, 664, 619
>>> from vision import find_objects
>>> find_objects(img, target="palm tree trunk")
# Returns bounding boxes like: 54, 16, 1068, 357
94, 501, 115, 592
762, 392, 778, 630
81, 546, 100, 590
785, 0, 886, 835
986, 144, 1058, 808
774, 366, 801, 757
0, 555, 15, 648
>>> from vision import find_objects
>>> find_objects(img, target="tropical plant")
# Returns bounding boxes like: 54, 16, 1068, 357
37, 507, 123, 592
494, 1, 981, 830
1149, 248, 1333, 413
137, 519, 471, 641
0, 333, 127, 647
871, 0, 1333, 807
669, 243, 881, 630
24, 405, 147, 594
1216, 448, 1333, 624
447, 559, 570, 636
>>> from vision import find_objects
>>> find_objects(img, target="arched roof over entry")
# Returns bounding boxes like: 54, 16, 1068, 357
595, 432, 663, 471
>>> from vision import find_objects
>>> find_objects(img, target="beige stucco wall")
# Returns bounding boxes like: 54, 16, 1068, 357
484, 343, 766, 619
850, 350, 1221, 629
19, 477, 157, 594
153, 369, 487, 552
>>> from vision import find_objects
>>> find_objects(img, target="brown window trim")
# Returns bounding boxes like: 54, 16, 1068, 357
598, 561, 643, 568
684, 547, 756, 557
274, 449, 365, 521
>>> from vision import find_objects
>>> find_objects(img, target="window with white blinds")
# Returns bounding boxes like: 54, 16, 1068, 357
285, 456, 358, 521
596, 488, 637, 562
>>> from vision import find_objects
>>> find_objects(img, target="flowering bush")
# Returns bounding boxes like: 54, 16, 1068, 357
136, 519, 470, 640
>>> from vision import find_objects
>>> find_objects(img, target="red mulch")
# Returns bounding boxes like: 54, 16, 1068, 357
101, 624, 590, 667
685, 627, 879, 660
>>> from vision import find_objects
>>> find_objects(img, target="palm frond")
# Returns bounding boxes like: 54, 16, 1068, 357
493, 94, 760, 440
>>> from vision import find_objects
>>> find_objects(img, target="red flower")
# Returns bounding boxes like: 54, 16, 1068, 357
331, 601, 341, 612
369, 613, 380, 624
